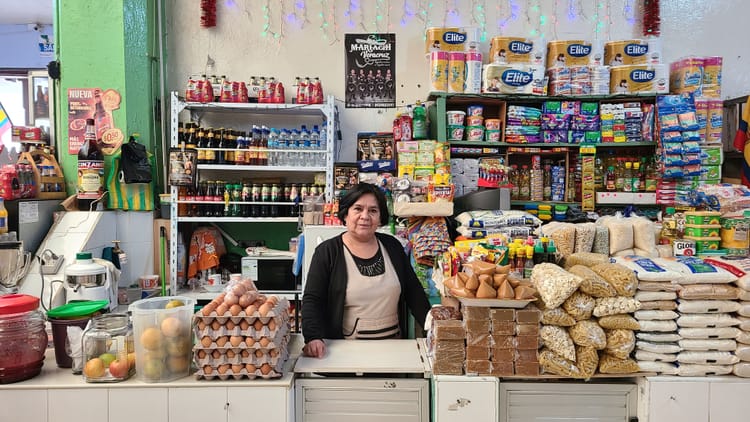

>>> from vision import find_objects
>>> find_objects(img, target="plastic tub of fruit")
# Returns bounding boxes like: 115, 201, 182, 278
130, 296, 195, 382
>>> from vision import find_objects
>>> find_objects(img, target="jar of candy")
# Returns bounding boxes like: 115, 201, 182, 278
0, 294, 48, 383
82, 313, 134, 382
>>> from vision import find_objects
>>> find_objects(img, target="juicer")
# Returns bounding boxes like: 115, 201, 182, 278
63, 252, 118, 312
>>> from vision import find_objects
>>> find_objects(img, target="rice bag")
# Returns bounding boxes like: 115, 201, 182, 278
678, 327, 740, 339
733, 362, 750, 377
635, 350, 678, 362
637, 332, 682, 343
638, 300, 678, 310
637, 341, 682, 354
678, 300, 741, 314
631, 216, 658, 257
677, 313, 741, 328
678, 364, 733, 376
638, 361, 679, 374
613, 256, 681, 282
678, 284, 740, 300
635, 291, 677, 301
634, 310, 679, 321
638, 320, 678, 332
678, 339, 737, 351
637, 281, 682, 292
658, 257, 738, 284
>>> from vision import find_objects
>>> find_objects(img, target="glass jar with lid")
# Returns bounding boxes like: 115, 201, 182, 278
0, 294, 48, 383
82, 313, 134, 382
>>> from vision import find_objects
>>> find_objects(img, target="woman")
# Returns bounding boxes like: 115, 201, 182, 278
302, 183, 430, 358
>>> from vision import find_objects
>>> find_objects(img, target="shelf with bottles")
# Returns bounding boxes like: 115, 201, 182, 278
179, 98, 333, 116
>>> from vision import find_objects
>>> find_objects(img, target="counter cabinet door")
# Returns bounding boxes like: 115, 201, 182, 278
0, 389, 47, 422
648, 380, 709, 422
168, 387, 228, 422
48, 388, 107, 422
709, 381, 750, 422
109, 388, 168, 422
227, 386, 292, 422
434, 377, 498, 422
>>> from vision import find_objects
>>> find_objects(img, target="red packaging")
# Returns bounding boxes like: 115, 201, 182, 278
231, 82, 240, 103
303, 78, 313, 104
258, 80, 269, 103
311, 78, 324, 104
201, 77, 214, 103
185, 76, 198, 101
220, 79, 233, 102
239, 82, 249, 103
296, 78, 308, 104
400, 114, 413, 142
393, 117, 402, 142
273, 81, 285, 103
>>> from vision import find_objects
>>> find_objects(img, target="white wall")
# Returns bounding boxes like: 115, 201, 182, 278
166, 0, 750, 162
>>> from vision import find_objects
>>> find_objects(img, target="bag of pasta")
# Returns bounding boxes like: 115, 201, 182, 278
540, 325, 576, 361
576, 345, 599, 379
539, 348, 583, 378
593, 297, 641, 317
599, 354, 640, 374
564, 252, 610, 269
569, 320, 607, 350
531, 263, 583, 308
540, 307, 576, 327
563, 291, 596, 321
591, 263, 638, 297
605, 329, 636, 359
598, 314, 640, 330
567, 265, 617, 298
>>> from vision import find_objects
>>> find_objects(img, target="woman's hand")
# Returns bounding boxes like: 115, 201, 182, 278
302, 339, 326, 358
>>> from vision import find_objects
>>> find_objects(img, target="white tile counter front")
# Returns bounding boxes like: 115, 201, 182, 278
0, 336, 301, 422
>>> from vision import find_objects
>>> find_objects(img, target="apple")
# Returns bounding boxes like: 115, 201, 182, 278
109, 358, 130, 379
83, 358, 105, 379
127, 352, 136, 370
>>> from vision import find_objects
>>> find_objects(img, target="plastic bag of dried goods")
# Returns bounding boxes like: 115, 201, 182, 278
563, 291, 596, 321
631, 216, 658, 258
543, 222, 577, 257
569, 320, 607, 350
639, 300, 678, 311
591, 263, 638, 297
568, 265, 617, 298
678, 327, 740, 340
678, 339, 737, 351
613, 256, 681, 282
637, 281, 681, 292
638, 361, 678, 375
638, 320, 678, 332
597, 213, 634, 255
637, 332, 682, 343
599, 314, 640, 330
636, 341, 682, 354
540, 307, 576, 327
576, 345, 599, 379
635, 291, 677, 301
677, 300, 741, 314
540, 325, 576, 361
564, 252, 611, 269
539, 348, 583, 378
605, 329, 636, 359
531, 263, 583, 308
634, 310, 679, 321
677, 351, 739, 365
678, 364, 733, 376
574, 223, 597, 253
733, 362, 750, 377
598, 354, 639, 374
592, 226, 610, 255
593, 297, 641, 317
658, 257, 738, 284
635, 350, 678, 362
678, 284, 740, 300
677, 313, 741, 328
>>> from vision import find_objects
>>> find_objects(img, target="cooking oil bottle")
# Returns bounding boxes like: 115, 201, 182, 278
660, 207, 677, 244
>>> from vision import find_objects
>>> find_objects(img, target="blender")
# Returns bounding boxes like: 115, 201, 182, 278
63, 252, 118, 311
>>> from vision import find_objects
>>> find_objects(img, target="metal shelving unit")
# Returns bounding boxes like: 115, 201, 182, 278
168, 92, 336, 296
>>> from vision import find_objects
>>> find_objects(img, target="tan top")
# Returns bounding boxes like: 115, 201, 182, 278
342, 241, 401, 339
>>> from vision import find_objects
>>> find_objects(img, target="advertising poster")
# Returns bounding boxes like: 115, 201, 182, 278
345, 33, 395, 108
67, 88, 123, 155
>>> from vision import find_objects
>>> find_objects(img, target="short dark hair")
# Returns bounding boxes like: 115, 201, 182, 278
337, 183, 389, 226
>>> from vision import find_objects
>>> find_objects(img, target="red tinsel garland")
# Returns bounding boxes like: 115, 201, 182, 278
643, 0, 660, 37
201, 0, 217, 28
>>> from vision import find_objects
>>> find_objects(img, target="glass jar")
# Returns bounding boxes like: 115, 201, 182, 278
0, 294, 48, 383
82, 313, 134, 382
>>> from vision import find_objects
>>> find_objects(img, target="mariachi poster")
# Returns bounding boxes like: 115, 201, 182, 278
345, 33, 395, 108
67, 88, 123, 155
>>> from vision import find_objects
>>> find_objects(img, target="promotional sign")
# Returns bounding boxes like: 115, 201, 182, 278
345, 33, 396, 108
67, 88, 122, 155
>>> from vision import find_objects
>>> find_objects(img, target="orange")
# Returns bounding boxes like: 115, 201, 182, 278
160, 317, 183, 338
140, 327, 163, 350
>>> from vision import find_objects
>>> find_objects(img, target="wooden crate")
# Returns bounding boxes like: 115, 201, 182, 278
17, 150, 67, 200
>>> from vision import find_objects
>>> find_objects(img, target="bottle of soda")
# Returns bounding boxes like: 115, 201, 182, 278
289, 183, 299, 217
216, 181, 226, 216
241, 182, 251, 217
216, 129, 226, 165
250, 183, 261, 217
204, 181, 215, 217
270, 184, 280, 217
77, 118, 105, 211
260, 184, 270, 217
234, 131, 246, 165
204, 128, 216, 164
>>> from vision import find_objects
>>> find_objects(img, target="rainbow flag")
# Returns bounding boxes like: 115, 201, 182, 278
734, 97, 750, 187
0, 103, 11, 139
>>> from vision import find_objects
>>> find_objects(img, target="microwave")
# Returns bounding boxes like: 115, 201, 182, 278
241, 255, 297, 291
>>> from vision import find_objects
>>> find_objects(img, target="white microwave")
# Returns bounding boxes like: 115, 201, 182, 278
241, 255, 297, 291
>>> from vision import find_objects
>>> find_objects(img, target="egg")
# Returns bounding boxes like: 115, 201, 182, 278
229, 304, 243, 316
229, 335, 244, 347
201, 303, 216, 316
232, 283, 247, 297
245, 363, 257, 373
259, 337, 271, 348
203, 365, 213, 374
200, 336, 212, 347
217, 364, 230, 374
253, 319, 264, 331
267, 296, 279, 305
239, 320, 250, 331
245, 305, 258, 316
197, 350, 207, 359
231, 363, 244, 374
215, 336, 229, 347
269, 349, 279, 357
255, 349, 264, 358
226, 349, 236, 359
258, 303, 273, 317
216, 303, 229, 316
245, 290, 259, 303
268, 319, 277, 331
224, 293, 239, 306
225, 320, 236, 330
245, 337, 256, 347
260, 363, 273, 375
238, 293, 253, 308
197, 320, 207, 330
215, 292, 226, 303
211, 349, 222, 359
210, 320, 221, 331
254, 296, 266, 306
241, 349, 251, 358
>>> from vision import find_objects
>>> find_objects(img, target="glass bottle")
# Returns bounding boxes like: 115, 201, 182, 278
204, 181, 216, 217
77, 118, 104, 211
250, 183, 261, 217
0, 198, 7, 234
241, 182, 251, 217
605, 166, 616, 191
519, 165, 530, 200
216, 129, 226, 165
270, 184, 280, 217
0, 294, 47, 383
632, 162, 642, 192
82, 314, 133, 383
204, 128, 215, 164
177, 186, 187, 217
509, 164, 519, 200
614, 158, 625, 191
260, 183, 270, 217
215, 181, 226, 217
93, 89, 113, 140
622, 161, 633, 192
231, 183, 242, 216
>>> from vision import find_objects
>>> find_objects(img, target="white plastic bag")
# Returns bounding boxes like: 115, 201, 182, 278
678, 364, 733, 376
677, 351, 739, 365
677, 313, 741, 328
636, 341, 681, 354
597, 213, 634, 255
634, 310, 678, 321
678, 327, 740, 340
635, 350, 678, 362
677, 300, 740, 314
637, 332, 682, 343
638, 361, 678, 374
678, 339, 737, 352
614, 256, 681, 282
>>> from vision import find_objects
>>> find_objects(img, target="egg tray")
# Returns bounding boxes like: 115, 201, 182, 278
194, 350, 289, 380
194, 298, 290, 324
194, 331, 290, 356
193, 341, 290, 367
193, 317, 290, 340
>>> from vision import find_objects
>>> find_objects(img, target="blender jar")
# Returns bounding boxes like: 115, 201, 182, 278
82, 313, 134, 382
0, 294, 48, 383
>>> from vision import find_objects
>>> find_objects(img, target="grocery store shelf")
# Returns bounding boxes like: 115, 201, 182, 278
448, 141, 656, 148
428, 91, 659, 102
180, 100, 332, 116
197, 164, 327, 172
177, 216, 299, 223
511, 200, 579, 207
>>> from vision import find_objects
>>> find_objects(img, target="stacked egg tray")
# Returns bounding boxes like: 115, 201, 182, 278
193, 299, 291, 380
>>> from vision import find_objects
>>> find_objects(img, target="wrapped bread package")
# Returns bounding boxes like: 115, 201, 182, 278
466, 345, 491, 360
433, 320, 466, 340
490, 308, 516, 322
466, 359, 492, 375
492, 320, 516, 335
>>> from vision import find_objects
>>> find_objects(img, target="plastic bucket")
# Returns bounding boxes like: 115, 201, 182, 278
49, 317, 90, 368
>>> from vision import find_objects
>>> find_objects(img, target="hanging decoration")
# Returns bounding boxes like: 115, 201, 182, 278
401, 0, 416, 26
623, 0, 636, 26
291, 0, 310, 29
375, 0, 383, 32
443, 0, 459, 27
498, 0, 519, 35
642, 0, 660, 36
526, 0, 541, 37
469, 0, 487, 42
551, 0, 559, 39
200, 0, 217, 28
345, 0, 355, 28
593, 0, 603, 38
278, 1, 287, 39
605, 0, 612, 41
567, 0, 576, 20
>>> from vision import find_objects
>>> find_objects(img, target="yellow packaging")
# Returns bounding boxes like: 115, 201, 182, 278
720, 213, 750, 256
425, 27, 466, 55
482, 63, 547, 95
398, 165, 415, 178
669, 57, 704, 93
430, 51, 449, 92
604, 39, 651, 65
609, 64, 668, 94
546, 40, 603, 68
448, 52, 466, 93
702, 56, 723, 98
489, 37, 545, 65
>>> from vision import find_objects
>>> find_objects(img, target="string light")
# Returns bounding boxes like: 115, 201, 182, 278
277, 0, 286, 39
577, 0, 587, 21
421, 1, 434, 41
623, 0, 636, 26
295, 0, 310, 29
375, 0, 383, 32
593, 0, 603, 38
606, 0, 613, 41
319, 0, 330, 40
567, 0, 576, 20
386, 0, 393, 31
527, 0, 541, 37
498, 0, 519, 35
330, 0, 340, 44
355, 0, 367, 32
262, 0, 274, 37
552, 0, 559, 39
402, 0, 416, 26
345, 0, 354, 28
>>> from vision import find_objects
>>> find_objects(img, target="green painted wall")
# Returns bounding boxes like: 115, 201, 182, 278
56, 0, 159, 196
